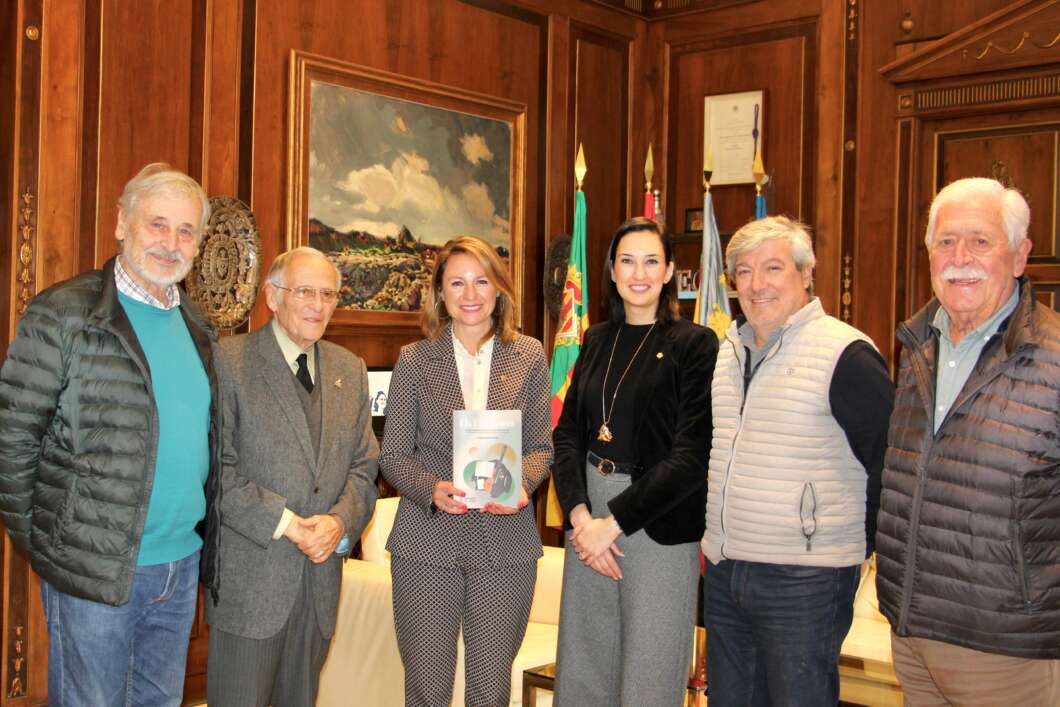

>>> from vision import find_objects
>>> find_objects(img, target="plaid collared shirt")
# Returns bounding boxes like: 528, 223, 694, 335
114, 256, 180, 310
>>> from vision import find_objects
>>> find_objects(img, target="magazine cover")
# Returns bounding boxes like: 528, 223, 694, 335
452, 409, 522, 509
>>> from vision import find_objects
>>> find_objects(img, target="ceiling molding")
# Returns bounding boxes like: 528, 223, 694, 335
587, 0, 758, 20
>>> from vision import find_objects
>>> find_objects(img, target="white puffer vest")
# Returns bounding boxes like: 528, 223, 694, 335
702, 298, 872, 568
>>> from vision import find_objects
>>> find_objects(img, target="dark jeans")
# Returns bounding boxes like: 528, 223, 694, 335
703, 559, 860, 707
41, 549, 200, 707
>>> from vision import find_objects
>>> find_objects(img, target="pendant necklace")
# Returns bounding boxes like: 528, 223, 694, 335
598, 321, 656, 442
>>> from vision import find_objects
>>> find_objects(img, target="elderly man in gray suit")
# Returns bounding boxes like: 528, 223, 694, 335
206, 246, 379, 707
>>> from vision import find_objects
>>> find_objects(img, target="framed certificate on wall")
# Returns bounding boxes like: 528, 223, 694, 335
704, 90, 764, 185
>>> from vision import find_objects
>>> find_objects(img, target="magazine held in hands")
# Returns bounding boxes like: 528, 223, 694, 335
452, 410, 522, 509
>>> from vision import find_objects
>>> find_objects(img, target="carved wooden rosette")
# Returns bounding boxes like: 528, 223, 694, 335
186, 196, 262, 330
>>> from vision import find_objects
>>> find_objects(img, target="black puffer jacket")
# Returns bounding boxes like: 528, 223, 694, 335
0, 257, 222, 606
876, 278, 1060, 658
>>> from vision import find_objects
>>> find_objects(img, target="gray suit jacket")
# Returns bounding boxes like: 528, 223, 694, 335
205, 325, 379, 639
380, 330, 552, 568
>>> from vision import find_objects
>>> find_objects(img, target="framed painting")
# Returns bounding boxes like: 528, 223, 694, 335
286, 51, 526, 331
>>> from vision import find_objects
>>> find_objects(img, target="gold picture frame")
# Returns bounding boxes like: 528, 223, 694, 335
286, 50, 527, 332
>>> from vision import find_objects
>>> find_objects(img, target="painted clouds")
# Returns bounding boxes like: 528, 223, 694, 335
308, 82, 512, 248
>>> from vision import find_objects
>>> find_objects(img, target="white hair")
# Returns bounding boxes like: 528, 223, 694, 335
925, 177, 1029, 250
266, 246, 341, 300
118, 162, 210, 237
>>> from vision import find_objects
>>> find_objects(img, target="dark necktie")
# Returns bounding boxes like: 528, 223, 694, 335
295, 353, 313, 393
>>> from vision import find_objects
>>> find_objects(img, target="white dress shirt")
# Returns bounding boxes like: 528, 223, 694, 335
271, 319, 317, 539
452, 330, 494, 411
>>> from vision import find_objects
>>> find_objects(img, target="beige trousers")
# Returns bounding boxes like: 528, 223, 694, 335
891, 631, 1060, 707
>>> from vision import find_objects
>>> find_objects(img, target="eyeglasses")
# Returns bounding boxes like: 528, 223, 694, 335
273, 285, 339, 303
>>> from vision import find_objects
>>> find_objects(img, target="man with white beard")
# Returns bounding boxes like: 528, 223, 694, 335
0, 163, 222, 706
876, 177, 1060, 704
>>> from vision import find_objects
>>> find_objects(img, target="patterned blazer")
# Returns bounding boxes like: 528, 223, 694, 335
380, 329, 553, 568
205, 325, 379, 640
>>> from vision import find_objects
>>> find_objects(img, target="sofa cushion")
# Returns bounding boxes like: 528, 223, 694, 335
360, 495, 400, 564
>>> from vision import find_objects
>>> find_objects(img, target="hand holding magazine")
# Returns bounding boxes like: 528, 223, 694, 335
452, 410, 522, 509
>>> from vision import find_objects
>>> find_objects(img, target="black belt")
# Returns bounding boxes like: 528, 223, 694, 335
587, 450, 638, 476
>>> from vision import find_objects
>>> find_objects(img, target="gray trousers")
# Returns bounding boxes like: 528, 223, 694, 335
554, 460, 699, 707
207, 569, 329, 707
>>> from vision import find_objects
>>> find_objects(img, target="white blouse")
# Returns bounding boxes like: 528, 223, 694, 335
452, 331, 494, 411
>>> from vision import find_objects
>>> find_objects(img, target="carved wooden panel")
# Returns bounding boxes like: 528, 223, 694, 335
665, 22, 816, 237
82, 0, 198, 271
899, 110, 1060, 319
884, 0, 1060, 83
935, 123, 1059, 260
886, 0, 1060, 319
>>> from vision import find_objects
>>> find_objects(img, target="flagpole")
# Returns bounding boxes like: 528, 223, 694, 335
696, 140, 732, 339
546, 143, 589, 529
752, 103, 767, 219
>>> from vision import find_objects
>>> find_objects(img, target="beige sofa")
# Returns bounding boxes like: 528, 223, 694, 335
318, 497, 899, 706
317, 497, 563, 706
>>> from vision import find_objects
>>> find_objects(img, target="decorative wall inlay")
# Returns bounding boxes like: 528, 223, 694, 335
7, 624, 25, 698
910, 73, 1060, 112
185, 196, 262, 330
965, 29, 1060, 61
991, 160, 1016, 189
841, 0, 860, 324
17, 190, 36, 315
900, 12, 914, 35
841, 254, 853, 322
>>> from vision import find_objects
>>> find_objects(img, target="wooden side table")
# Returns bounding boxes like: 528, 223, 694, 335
522, 663, 556, 707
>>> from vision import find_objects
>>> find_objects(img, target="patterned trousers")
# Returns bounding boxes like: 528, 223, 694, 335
390, 555, 536, 707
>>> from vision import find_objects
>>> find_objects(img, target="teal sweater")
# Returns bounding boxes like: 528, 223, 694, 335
119, 293, 211, 565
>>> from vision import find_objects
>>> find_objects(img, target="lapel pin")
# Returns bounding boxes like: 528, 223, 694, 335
334, 378, 343, 389
500, 374, 508, 384
656, 352, 664, 359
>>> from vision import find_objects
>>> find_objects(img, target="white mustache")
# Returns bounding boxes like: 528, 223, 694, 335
941, 265, 986, 281
145, 246, 186, 266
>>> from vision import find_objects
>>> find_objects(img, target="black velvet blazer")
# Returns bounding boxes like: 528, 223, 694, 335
552, 317, 717, 545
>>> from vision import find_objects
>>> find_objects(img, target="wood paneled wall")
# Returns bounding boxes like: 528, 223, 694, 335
2, 0, 1055, 703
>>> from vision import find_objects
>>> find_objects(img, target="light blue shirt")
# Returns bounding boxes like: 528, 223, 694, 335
931, 284, 1019, 433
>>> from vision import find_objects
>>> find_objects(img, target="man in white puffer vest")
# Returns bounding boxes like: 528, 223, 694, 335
701, 216, 894, 706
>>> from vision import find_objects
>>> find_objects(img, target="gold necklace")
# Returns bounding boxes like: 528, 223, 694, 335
598, 321, 656, 442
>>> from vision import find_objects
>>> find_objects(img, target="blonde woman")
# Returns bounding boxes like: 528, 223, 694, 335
380, 236, 552, 706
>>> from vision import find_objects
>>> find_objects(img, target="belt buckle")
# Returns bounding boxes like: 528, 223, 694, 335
597, 457, 616, 476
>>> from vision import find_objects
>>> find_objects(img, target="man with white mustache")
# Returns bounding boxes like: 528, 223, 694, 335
0, 163, 221, 706
876, 177, 1060, 704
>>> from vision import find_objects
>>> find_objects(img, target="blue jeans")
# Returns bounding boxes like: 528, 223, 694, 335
41, 549, 200, 707
703, 559, 859, 707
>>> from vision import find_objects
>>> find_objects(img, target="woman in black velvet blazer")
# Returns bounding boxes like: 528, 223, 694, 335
552, 217, 717, 706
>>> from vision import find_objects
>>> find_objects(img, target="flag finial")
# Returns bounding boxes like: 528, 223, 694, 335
644, 144, 654, 192
703, 139, 713, 192
575, 143, 587, 191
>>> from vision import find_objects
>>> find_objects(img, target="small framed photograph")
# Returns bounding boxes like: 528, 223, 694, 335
685, 208, 704, 233
367, 370, 392, 417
